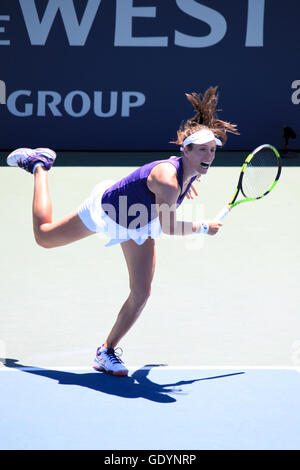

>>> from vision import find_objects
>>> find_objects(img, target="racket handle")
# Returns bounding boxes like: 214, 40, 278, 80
215, 205, 231, 221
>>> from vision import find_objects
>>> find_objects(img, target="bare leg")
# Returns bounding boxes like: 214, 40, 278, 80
32, 166, 94, 248
104, 237, 156, 348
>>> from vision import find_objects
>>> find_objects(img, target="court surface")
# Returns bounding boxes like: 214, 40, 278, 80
1, 158, 300, 450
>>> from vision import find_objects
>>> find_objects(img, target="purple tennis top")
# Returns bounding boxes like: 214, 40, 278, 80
101, 156, 197, 228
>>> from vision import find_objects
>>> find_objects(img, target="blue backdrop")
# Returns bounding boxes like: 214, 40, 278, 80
0, 0, 299, 151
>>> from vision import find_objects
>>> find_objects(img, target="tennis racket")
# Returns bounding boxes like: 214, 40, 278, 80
215, 144, 282, 221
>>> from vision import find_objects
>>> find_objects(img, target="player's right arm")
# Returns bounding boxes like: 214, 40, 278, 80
147, 163, 221, 236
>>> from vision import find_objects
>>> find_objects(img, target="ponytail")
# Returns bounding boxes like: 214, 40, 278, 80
171, 86, 239, 146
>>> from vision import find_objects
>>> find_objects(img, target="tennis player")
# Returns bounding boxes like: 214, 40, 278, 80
7, 86, 238, 376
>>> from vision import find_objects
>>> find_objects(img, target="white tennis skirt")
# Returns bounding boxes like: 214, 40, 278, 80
77, 180, 162, 247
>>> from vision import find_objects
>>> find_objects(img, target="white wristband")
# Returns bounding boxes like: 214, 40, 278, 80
197, 221, 209, 234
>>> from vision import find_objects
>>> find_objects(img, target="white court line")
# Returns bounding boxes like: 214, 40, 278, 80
0, 364, 300, 373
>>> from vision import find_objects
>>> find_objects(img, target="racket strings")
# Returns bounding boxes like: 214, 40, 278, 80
242, 149, 280, 199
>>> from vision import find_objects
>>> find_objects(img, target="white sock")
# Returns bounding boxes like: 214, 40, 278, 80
33, 162, 45, 174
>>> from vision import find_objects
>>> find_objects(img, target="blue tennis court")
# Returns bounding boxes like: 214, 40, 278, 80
1, 361, 300, 450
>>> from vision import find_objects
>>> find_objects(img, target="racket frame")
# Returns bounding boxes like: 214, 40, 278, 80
215, 144, 282, 221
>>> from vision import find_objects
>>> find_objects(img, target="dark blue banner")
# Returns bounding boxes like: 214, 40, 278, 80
0, 0, 299, 151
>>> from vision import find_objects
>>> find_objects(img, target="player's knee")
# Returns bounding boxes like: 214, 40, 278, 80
34, 232, 53, 249
131, 285, 151, 307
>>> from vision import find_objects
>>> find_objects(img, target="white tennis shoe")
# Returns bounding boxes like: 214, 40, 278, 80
7, 147, 56, 174
93, 346, 128, 376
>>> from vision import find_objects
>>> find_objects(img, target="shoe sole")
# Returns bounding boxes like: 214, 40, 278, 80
93, 364, 128, 377
7, 147, 56, 167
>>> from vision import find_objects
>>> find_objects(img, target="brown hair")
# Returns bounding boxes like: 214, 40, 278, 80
171, 86, 239, 147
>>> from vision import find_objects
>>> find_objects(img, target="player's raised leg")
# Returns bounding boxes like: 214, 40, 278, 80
7, 147, 94, 248
32, 165, 94, 248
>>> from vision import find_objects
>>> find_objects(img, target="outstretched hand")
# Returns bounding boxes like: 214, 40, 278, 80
207, 221, 223, 235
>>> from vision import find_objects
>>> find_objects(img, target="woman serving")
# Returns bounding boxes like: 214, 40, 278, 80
7, 86, 238, 376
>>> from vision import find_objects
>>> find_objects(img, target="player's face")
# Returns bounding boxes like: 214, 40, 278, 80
184, 141, 216, 175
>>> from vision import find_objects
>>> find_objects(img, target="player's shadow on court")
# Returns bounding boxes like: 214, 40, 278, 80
1, 358, 244, 404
